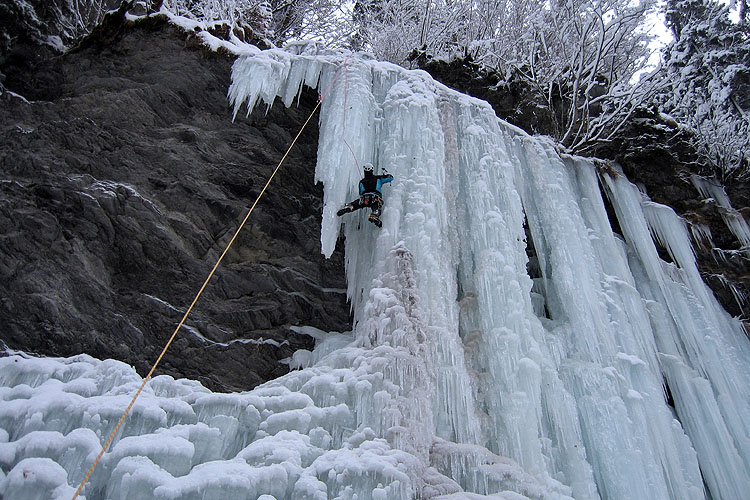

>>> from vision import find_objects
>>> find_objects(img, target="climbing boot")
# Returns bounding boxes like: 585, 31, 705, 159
337, 205, 353, 216
368, 214, 382, 227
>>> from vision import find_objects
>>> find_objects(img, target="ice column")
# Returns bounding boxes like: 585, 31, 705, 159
506, 138, 704, 500
441, 98, 597, 499
604, 171, 750, 500
230, 49, 486, 493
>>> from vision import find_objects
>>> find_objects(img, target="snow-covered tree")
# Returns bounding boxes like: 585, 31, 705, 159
267, 0, 355, 46
63, 0, 123, 39
661, 0, 750, 181
349, 0, 536, 63
352, 0, 435, 62
163, 0, 275, 39
162, 0, 355, 47
351, 0, 661, 154
504, 0, 660, 153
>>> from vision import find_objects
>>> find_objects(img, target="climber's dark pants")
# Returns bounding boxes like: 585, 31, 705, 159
342, 194, 383, 217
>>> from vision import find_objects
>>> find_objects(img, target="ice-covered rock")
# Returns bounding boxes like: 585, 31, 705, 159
2, 47, 750, 500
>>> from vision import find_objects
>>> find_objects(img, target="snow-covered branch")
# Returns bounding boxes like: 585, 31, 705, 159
661, 0, 750, 181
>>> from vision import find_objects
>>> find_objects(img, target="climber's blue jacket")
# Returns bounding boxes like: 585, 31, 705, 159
359, 172, 393, 197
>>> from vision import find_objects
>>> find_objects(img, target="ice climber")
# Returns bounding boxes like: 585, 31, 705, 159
336, 163, 393, 227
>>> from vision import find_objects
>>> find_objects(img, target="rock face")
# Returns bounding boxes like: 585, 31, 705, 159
0, 0, 123, 84
0, 14, 350, 392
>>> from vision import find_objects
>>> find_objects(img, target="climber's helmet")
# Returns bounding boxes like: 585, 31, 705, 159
363, 163, 374, 174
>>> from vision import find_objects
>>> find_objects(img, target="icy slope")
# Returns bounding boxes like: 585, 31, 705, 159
2, 48, 750, 500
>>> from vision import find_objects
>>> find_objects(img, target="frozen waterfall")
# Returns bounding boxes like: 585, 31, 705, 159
2, 47, 750, 500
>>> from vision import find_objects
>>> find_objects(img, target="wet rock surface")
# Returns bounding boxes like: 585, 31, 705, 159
0, 15, 350, 392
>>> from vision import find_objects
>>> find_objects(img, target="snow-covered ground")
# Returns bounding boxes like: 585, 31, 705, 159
3, 40, 750, 500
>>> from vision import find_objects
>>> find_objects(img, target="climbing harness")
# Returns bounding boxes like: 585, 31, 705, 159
70, 56, 353, 500
362, 194, 381, 206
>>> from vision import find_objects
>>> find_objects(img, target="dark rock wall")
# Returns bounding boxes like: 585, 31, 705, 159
0, 0, 68, 69
0, 15, 350, 392
0, 0, 123, 84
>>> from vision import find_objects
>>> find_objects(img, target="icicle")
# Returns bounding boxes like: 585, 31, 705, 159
604, 170, 750, 500
712, 273, 747, 315
690, 175, 750, 249
641, 199, 697, 267
689, 222, 713, 248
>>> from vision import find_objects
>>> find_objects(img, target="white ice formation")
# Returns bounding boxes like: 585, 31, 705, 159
2, 47, 750, 500
690, 174, 750, 249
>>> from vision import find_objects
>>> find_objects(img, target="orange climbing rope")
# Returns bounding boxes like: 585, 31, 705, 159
70, 55, 352, 500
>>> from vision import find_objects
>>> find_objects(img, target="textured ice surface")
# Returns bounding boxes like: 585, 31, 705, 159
2, 48, 750, 500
